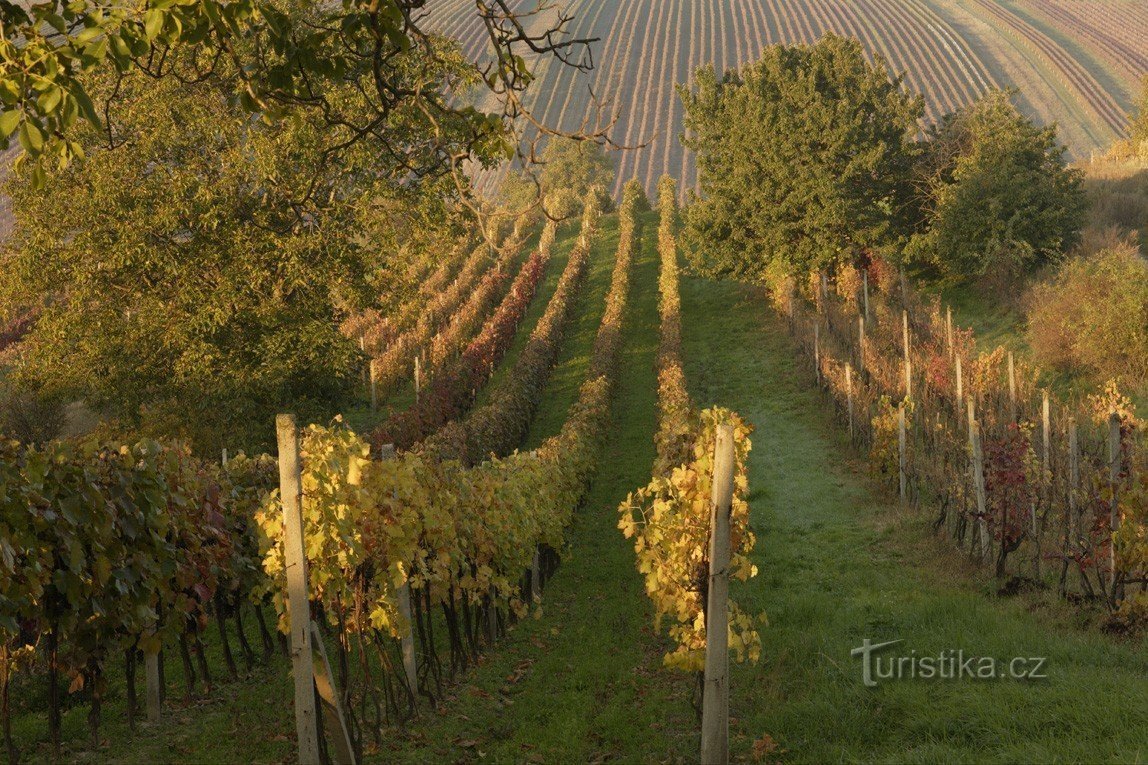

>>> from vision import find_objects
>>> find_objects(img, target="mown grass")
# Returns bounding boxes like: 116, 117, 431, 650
679, 274, 1148, 764
521, 213, 622, 449
385, 210, 697, 763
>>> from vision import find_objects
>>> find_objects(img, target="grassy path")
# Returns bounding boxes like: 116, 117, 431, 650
521, 214, 622, 449
390, 211, 698, 763
679, 275, 1148, 764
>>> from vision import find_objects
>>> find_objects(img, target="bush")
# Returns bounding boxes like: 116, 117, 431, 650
907, 90, 1086, 284
1027, 242, 1148, 385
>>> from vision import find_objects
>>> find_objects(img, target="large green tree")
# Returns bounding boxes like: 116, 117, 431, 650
0, 55, 466, 453
0, 0, 610, 188
1131, 75, 1148, 154
906, 90, 1086, 283
680, 35, 922, 281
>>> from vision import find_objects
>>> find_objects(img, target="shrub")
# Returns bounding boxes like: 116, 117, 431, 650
1027, 242, 1148, 385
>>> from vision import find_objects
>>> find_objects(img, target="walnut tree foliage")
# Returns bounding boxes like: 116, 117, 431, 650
906, 90, 1086, 284
679, 35, 922, 282
1131, 75, 1148, 152
0, 57, 468, 454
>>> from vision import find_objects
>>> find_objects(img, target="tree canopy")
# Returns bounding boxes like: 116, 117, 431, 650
679, 34, 922, 282
0, 0, 611, 195
0, 55, 466, 453
906, 90, 1086, 283
1131, 75, 1148, 153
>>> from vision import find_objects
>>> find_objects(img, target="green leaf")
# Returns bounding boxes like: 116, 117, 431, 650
144, 9, 164, 41
0, 109, 21, 140
73, 87, 99, 125
18, 120, 44, 153
37, 86, 63, 114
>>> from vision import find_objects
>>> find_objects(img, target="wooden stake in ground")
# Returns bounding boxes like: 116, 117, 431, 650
902, 310, 912, 399
145, 653, 161, 723
898, 404, 907, 502
1108, 412, 1122, 600
967, 401, 989, 565
863, 271, 870, 321
846, 363, 854, 441
360, 336, 367, 387
369, 360, 378, 412
397, 583, 418, 702
814, 321, 821, 387
1035, 391, 1050, 580
531, 549, 542, 603
309, 623, 356, 765
955, 355, 964, 423
414, 355, 421, 405
945, 306, 953, 360
701, 424, 736, 765
1007, 352, 1017, 422
275, 414, 321, 765
858, 315, 866, 375
1060, 418, 1080, 596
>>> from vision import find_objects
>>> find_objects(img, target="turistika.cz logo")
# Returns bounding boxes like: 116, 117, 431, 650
850, 639, 1048, 687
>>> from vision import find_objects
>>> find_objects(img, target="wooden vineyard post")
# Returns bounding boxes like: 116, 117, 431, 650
221, 448, 228, 467
276, 414, 322, 765
414, 355, 421, 405
377, 444, 416, 695
967, 401, 989, 564
309, 623, 356, 765
955, 355, 964, 425
863, 271, 870, 322
369, 360, 378, 412
899, 268, 907, 306
814, 321, 821, 387
1007, 352, 1017, 422
858, 315, 866, 375
531, 549, 542, 603
1036, 391, 1050, 580
945, 306, 953, 360
846, 363, 854, 441
486, 587, 499, 642
360, 336, 367, 387
396, 584, 419, 703
1061, 419, 1080, 596
898, 404, 907, 503
1108, 412, 1122, 600
145, 653, 161, 723
701, 423, 735, 765
901, 310, 911, 399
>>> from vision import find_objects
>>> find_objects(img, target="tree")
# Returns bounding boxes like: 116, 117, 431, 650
0, 57, 465, 454
907, 90, 1086, 283
1027, 239, 1148, 385
1131, 75, 1148, 155
0, 0, 613, 203
679, 35, 922, 282
538, 137, 615, 219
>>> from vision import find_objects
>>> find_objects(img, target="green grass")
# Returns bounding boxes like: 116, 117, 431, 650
382, 210, 698, 764
679, 275, 1148, 764
521, 213, 625, 449
940, 282, 1029, 355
